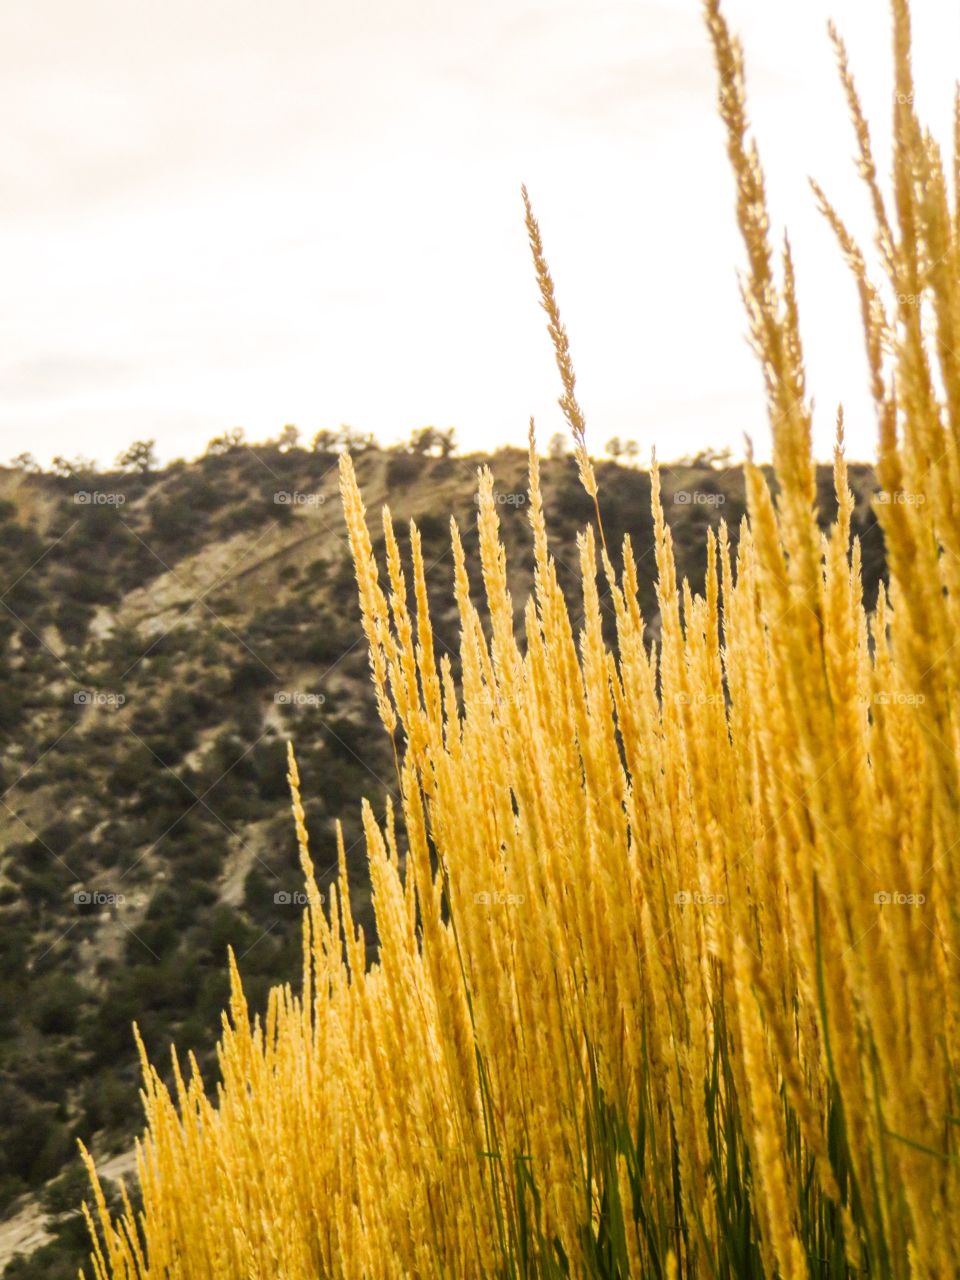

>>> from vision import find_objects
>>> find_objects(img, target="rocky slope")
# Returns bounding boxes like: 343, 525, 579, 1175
0, 440, 885, 1277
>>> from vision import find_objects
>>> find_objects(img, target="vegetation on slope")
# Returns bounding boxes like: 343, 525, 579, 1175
70, 0, 960, 1274
0, 433, 886, 1276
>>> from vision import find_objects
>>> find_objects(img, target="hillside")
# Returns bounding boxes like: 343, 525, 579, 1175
0, 437, 884, 1277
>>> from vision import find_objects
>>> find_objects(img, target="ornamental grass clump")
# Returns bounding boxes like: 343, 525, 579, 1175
82, 0, 960, 1275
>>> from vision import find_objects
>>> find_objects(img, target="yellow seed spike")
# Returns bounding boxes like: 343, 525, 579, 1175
410, 520, 443, 742
833, 405, 854, 551
810, 177, 892, 420
521, 184, 607, 555
80, 2, 960, 1275
339, 452, 398, 738
526, 417, 551, 596
827, 20, 896, 269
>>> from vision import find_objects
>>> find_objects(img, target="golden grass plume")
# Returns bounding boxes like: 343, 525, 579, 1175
80, 0, 960, 1275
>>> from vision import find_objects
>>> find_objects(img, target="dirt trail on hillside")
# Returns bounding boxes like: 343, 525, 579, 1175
0, 1148, 137, 1269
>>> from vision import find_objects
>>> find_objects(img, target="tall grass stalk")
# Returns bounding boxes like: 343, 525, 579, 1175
81, 0, 960, 1274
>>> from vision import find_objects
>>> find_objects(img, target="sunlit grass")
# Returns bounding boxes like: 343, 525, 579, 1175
81, 0, 960, 1274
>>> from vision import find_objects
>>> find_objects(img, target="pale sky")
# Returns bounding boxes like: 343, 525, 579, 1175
1, 0, 957, 468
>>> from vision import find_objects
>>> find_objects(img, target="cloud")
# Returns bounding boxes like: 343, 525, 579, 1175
0, 355, 138, 403
0, 0, 954, 466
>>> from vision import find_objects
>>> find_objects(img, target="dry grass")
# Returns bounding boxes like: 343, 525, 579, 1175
81, 1, 960, 1275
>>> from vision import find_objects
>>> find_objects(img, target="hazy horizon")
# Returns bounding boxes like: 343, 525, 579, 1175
3, 0, 958, 469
